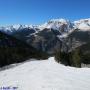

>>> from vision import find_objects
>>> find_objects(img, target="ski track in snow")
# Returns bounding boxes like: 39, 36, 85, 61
0, 57, 90, 90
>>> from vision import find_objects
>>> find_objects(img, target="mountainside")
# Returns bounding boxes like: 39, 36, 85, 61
0, 18, 90, 67
0, 57, 90, 90
0, 31, 48, 67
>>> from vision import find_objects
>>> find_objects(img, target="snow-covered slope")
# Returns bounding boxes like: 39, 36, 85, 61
74, 18, 90, 31
0, 57, 90, 90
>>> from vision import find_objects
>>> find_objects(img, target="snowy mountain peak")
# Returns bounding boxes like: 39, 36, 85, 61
11, 24, 22, 30
74, 18, 90, 24
0, 24, 33, 34
48, 18, 69, 24
0, 18, 90, 34
74, 18, 90, 31
38, 18, 73, 32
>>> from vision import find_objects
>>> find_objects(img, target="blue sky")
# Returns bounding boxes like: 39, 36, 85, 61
0, 0, 90, 25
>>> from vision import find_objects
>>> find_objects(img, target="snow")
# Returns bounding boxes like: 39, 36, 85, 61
78, 23, 90, 31
0, 57, 90, 90
74, 18, 90, 31
57, 33, 68, 39
0, 24, 34, 34
38, 18, 72, 31
50, 18, 68, 23
12, 24, 21, 30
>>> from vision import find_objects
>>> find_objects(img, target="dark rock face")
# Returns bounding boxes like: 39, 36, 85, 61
27, 29, 61, 54
12, 28, 61, 54
12, 28, 36, 41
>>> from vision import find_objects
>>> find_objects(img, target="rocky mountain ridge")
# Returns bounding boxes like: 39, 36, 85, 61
0, 18, 90, 53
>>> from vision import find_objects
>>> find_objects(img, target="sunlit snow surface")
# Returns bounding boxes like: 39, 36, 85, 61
0, 57, 90, 90
74, 18, 90, 31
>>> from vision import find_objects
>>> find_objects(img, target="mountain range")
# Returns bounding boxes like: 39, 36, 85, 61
0, 18, 90, 67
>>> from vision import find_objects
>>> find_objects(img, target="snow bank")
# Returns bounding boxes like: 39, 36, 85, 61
0, 57, 90, 90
